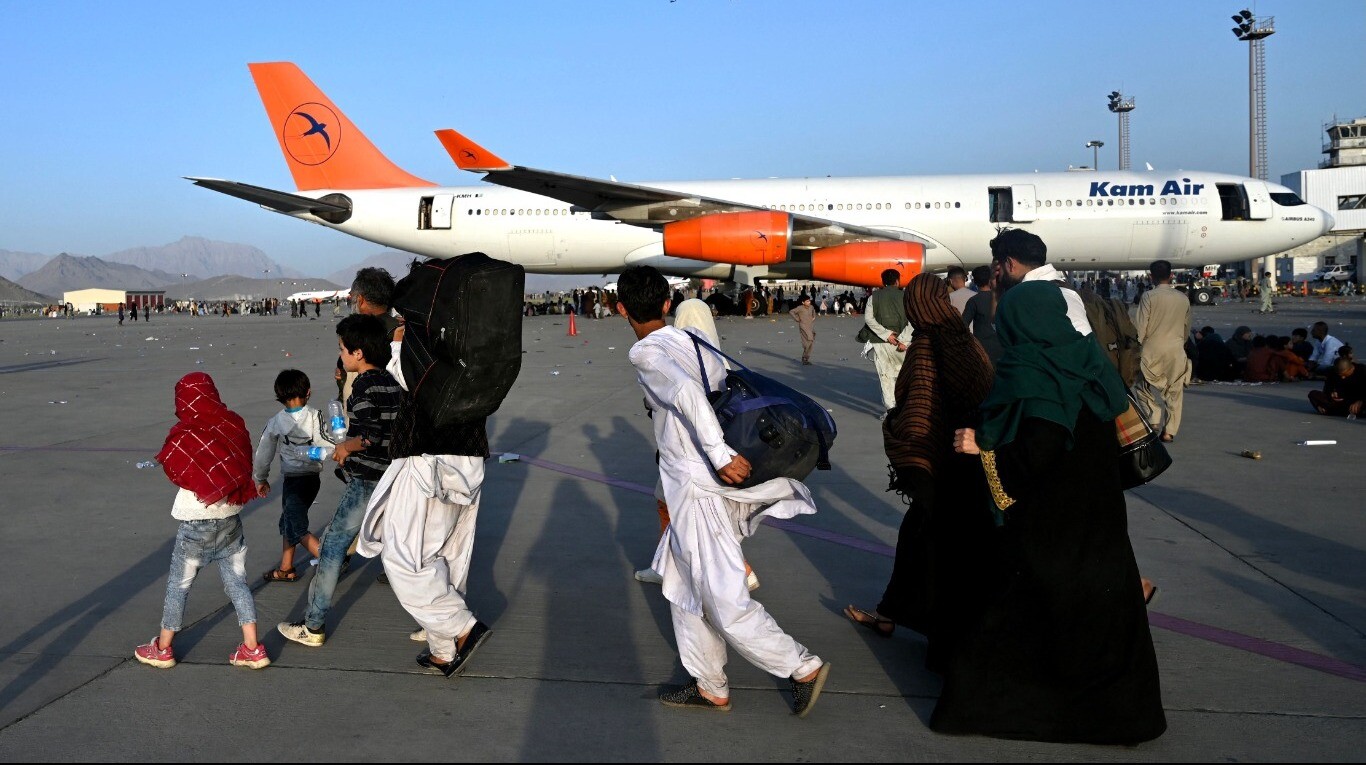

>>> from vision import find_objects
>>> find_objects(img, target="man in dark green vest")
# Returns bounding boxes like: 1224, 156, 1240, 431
862, 269, 908, 417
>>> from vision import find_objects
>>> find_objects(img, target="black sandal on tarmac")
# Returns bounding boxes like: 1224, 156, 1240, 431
659, 682, 731, 712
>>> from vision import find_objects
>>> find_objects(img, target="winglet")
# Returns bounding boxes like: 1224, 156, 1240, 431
435, 129, 512, 172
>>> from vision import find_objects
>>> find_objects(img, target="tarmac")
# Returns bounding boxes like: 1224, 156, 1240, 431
0, 294, 1363, 762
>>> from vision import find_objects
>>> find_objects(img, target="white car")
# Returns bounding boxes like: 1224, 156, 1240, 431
1312, 265, 1355, 282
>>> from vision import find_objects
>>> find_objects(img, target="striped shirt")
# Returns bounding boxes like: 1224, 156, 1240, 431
345, 369, 402, 481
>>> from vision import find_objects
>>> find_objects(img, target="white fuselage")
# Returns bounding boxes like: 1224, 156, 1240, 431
282, 170, 1333, 281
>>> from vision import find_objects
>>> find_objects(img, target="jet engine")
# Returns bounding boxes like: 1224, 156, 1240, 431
662, 211, 791, 265
810, 242, 924, 288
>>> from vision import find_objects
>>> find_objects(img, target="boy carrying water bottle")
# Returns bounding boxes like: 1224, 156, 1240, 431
253, 369, 328, 583
134, 372, 269, 670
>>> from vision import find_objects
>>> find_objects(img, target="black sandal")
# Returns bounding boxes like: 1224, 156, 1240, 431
263, 568, 299, 582
843, 605, 894, 637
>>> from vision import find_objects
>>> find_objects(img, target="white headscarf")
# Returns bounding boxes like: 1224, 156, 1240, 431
672, 298, 720, 347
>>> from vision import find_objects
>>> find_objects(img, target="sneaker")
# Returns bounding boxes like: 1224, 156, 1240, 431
277, 621, 325, 647
409, 627, 427, 642
134, 637, 175, 669
229, 642, 271, 669
746, 570, 761, 592
634, 568, 663, 585
791, 662, 831, 718
659, 682, 731, 712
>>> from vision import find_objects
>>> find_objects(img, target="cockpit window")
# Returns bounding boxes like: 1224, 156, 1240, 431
1270, 192, 1306, 207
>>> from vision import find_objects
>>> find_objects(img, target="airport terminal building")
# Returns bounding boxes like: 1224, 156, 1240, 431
1278, 116, 1366, 282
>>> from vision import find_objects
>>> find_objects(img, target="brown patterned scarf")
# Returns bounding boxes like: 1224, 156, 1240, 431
883, 274, 994, 478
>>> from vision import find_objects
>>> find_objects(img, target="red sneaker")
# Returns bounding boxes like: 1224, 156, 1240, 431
229, 643, 270, 670
134, 638, 175, 668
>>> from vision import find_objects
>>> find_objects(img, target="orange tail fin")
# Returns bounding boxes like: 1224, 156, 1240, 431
248, 62, 434, 191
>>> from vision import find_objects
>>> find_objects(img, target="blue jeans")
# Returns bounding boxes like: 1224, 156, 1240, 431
303, 477, 377, 630
161, 516, 256, 631
279, 474, 321, 547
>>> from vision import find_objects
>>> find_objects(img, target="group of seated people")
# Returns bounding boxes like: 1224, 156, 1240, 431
1183, 320, 1361, 417
1187, 321, 1345, 384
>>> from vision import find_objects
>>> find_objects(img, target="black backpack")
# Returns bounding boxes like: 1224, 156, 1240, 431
390, 253, 525, 427
688, 333, 837, 489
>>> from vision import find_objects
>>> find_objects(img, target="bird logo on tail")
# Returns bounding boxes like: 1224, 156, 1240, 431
283, 103, 341, 166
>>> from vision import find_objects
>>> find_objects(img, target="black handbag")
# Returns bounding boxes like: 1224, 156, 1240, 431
1114, 394, 1172, 489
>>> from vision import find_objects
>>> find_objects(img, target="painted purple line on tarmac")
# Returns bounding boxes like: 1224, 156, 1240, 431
0, 445, 147, 453
510, 453, 894, 556
1147, 612, 1366, 683
511, 451, 1366, 684
513, 454, 657, 495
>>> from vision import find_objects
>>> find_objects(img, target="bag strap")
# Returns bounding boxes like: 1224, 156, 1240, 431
687, 331, 751, 372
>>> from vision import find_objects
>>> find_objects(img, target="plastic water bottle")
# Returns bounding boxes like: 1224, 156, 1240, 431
283, 444, 335, 462
325, 400, 348, 443
136, 460, 159, 469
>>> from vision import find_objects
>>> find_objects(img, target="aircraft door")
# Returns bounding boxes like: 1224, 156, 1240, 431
418, 195, 454, 230
1244, 181, 1272, 220
1011, 184, 1038, 222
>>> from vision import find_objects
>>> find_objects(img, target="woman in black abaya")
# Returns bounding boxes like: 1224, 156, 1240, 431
934, 280, 1166, 745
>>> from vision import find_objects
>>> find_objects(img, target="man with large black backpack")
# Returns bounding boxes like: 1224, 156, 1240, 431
355, 252, 524, 678
616, 265, 831, 717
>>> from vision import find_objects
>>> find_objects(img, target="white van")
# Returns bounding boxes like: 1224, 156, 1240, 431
1312, 264, 1355, 282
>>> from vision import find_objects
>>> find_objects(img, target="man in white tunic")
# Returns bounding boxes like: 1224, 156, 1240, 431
616, 265, 831, 717
355, 325, 493, 678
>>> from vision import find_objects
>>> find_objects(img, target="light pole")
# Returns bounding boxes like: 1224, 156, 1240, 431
1231, 9, 1274, 181
1086, 140, 1105, 171
1106, 92, 1135, 170
1232, 9, 1275, 277
262, 268, 270, 315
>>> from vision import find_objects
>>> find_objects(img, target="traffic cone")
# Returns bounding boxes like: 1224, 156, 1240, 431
1302, 281, 1308, 296
567, 311, 578, 337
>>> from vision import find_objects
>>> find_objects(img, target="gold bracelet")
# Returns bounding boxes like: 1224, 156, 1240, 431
980, 450, 1016, 511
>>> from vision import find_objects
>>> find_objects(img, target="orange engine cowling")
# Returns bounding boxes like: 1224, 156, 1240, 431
662, 211, 791, 266
810, 241, 925, 288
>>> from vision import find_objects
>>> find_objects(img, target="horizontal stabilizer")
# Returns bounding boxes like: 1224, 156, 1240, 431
186, 178, 350, 216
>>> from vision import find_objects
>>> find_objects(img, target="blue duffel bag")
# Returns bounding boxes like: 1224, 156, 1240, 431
689, 333, 837, 489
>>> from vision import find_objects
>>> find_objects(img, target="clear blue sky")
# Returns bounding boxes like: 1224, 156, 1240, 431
2, 0, 1362, 277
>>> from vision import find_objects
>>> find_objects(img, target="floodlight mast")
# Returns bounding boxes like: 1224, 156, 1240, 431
1232, 9, 1275, 181
1106, 91, 1135, 171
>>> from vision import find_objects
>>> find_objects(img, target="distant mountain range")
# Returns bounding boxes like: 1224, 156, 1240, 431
18, 254, 180, 296
0, 274, 53, 304
104, 236, 307, 280
0, 237, 606, 298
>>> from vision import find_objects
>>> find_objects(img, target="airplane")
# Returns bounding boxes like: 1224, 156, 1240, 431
189, 62, 1336, 290
286, 289, 348, 303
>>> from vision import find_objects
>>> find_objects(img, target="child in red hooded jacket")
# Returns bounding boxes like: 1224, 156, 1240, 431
133, 372, 270, 670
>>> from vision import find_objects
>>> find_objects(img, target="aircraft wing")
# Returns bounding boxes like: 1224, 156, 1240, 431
434, 130, 932, 250
186, 178, 351, 217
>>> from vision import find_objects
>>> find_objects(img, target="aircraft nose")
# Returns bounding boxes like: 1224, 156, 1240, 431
1321, 210, 1336, 234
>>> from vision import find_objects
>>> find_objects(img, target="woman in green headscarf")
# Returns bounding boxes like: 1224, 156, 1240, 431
931, 280, 1167, 745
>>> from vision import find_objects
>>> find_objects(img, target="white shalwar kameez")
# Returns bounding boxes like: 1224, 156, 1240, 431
355, 342, 483, 662
634, 326, 823, 698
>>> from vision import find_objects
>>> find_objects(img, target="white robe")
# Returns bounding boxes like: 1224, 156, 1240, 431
355, 340, 484, 661
633, 326, 821, 695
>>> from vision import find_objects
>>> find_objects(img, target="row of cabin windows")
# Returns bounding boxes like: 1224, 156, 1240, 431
468, 208, 576, 216
459, 195, 1209, 217
1041, 197, 1208, 208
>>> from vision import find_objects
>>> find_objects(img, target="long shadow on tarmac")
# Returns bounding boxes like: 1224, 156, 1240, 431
738, 345, 885, 419
0, 495, 272, 722
1190, 385, 1320, 414
1140, 484, 1366, 641
518, 478, 664, 760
